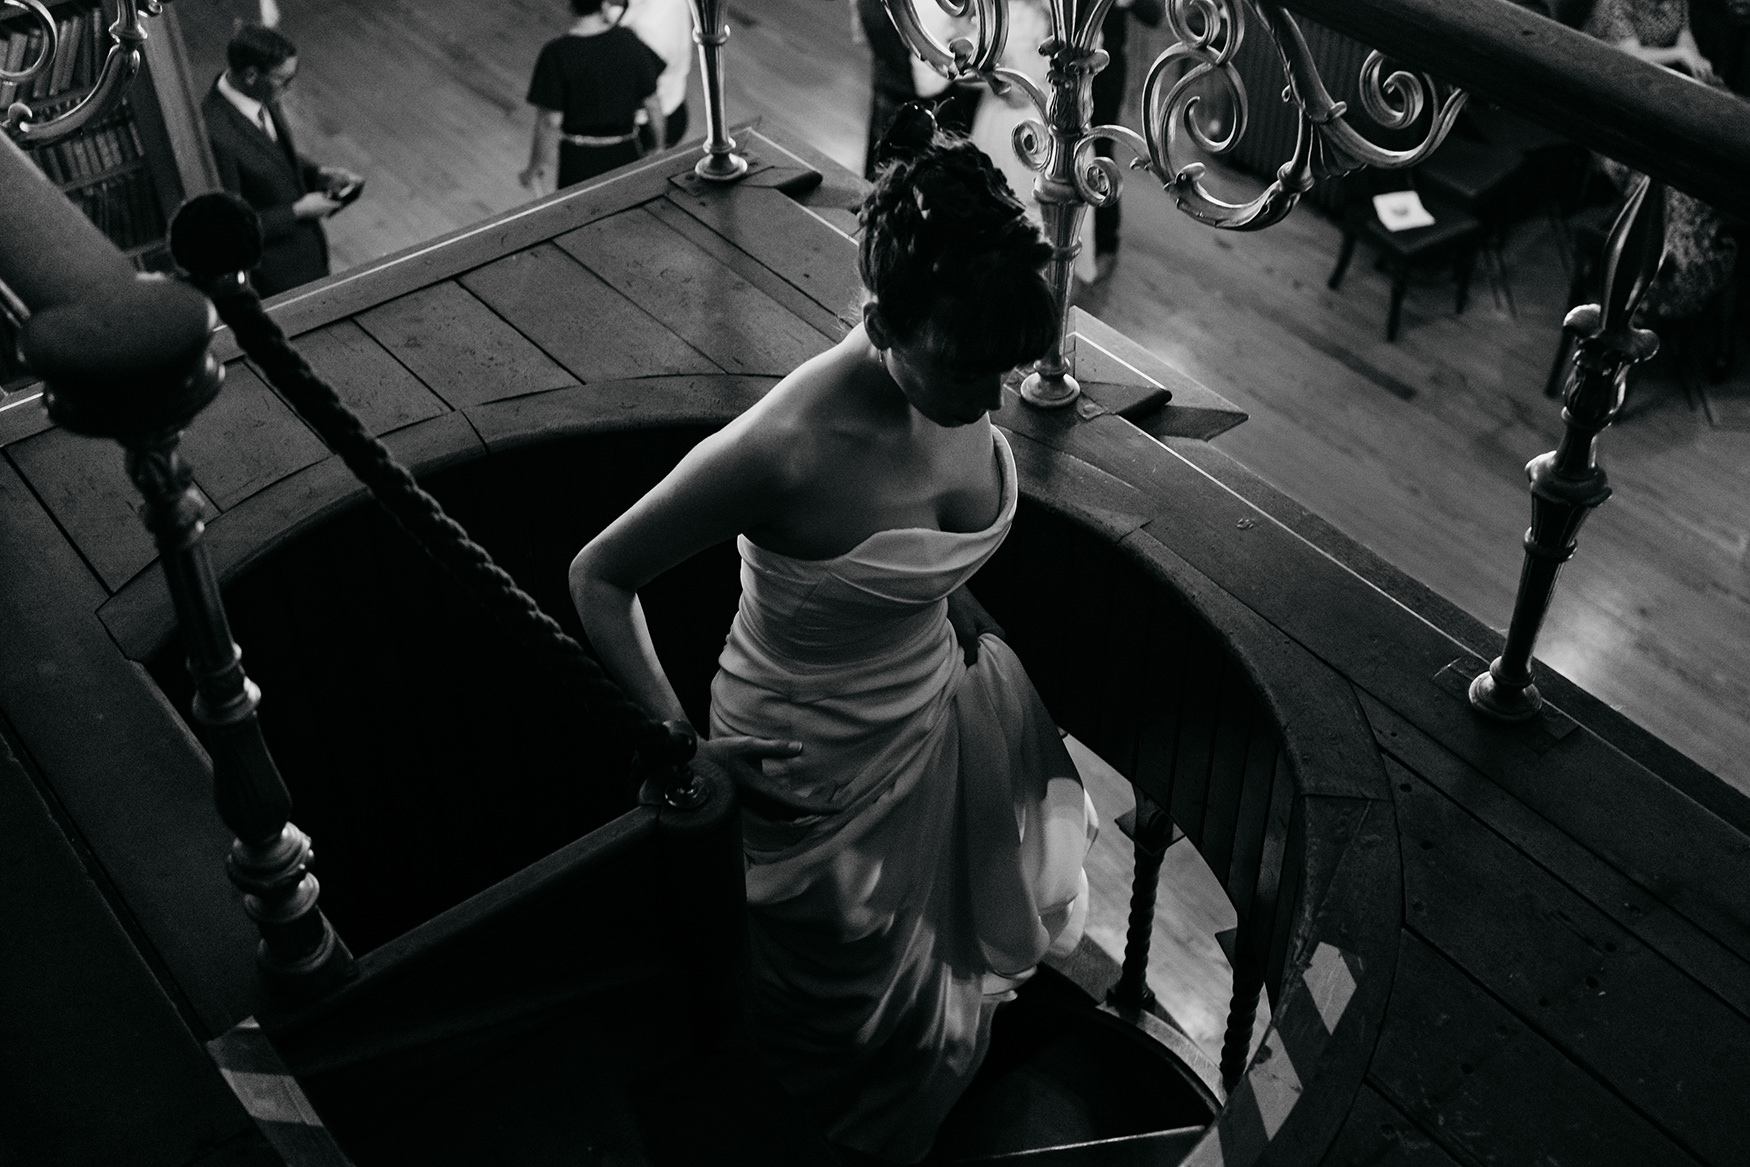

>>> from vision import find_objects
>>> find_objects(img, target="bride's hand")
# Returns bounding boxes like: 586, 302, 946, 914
700, 735, 835, 818
947, 586, 1006, 666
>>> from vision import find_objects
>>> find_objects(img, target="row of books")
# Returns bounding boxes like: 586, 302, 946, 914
66, 166, 164, 252
0, 2, 111, 109
31, 110, 146, 186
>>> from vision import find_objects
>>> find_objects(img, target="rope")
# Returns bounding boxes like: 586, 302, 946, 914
190, 265, 675, 769
224, 281, 666, 751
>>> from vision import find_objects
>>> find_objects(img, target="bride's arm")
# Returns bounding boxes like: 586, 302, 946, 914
569, 416, 786, 721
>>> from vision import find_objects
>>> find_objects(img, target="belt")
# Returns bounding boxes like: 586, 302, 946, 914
561, 131, 637, 147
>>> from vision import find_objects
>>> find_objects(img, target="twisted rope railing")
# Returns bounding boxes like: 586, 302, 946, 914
170, 194, 700, 804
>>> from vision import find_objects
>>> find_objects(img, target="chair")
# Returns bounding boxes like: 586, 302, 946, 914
1417, 133, 1529, 307
1327, 173, 1484, 342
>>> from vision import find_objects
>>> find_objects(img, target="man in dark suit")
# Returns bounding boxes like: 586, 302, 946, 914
201, 24, 362, 296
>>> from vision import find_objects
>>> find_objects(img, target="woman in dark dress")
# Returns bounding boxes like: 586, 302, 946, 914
520, 0, 667, 191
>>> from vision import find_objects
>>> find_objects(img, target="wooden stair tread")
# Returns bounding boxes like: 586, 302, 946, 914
926, 967, 1217, 1163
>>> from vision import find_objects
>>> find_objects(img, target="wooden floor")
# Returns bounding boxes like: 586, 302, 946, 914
159, 0, 1746, 1066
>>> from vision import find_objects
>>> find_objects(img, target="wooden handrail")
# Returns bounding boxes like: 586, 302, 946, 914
1276, 0, 1750, 219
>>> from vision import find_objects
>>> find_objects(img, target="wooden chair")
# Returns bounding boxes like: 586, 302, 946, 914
1327, 174, 1484, 342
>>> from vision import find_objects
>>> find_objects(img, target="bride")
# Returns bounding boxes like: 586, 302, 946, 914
568, 114, 1094, 1163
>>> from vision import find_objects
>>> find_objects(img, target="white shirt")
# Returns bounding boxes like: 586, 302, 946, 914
216, 71, 277, 143
624, 0, 693, 116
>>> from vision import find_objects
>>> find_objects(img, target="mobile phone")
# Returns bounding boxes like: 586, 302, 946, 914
328, 179, 364, 209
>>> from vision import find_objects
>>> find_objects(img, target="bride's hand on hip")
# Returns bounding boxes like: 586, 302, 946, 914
700, 735, 835, 818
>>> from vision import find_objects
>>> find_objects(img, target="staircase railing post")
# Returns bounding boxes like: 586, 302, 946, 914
1107, 788, 1173, 1013
3, 134, 354, 1003
119, 420, 357, 1000
683, 0, 749, 182
1470, 176, 1665, 721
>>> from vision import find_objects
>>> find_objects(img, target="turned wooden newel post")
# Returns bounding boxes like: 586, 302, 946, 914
27, 293, 356, 999
3, 136, 355, 1000
1471, 175, 1665, 721
683, 0, 749, 182
636, 718, 708, 809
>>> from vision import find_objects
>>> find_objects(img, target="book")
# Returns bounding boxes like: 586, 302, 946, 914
0, 31, 27, 109
19, 29, 44, 101
48, 16, 78, 97
1372, 189, 1436, 233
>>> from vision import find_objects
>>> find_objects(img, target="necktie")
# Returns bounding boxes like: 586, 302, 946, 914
257, 106, 277, 143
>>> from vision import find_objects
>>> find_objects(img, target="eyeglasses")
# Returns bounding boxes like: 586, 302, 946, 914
875, 101, 937, 168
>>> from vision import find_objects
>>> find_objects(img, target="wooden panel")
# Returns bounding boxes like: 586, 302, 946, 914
181, 362, 331, 511
100, 411, 488, 662
1246, 796, 1398, 1167
0, 461, 259, 1034
1370, 933, 1700, 1167
660, 177, 864, 328
7, 425, 208, 593
554, 208, 834, 377
465, 376, 776, 454
1362, 694, 1750, 1021
354, 281, 578, 409
459, 242, 717, 383
291, 319, 452, 436
1196, 664, 1260, 849
1202, 709, 1279, 897
0, 388, 51, 448
0, 728, 263, 1166
1393, 758, 1750, 1162
646, 195, 851, 343
1167, 649, 1221, 850
207, 147, 704, 366
1320, 1084, 1464, 1166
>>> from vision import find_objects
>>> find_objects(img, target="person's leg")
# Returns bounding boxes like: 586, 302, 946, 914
665, 102, 689, 149
1089, 57, 1126, 279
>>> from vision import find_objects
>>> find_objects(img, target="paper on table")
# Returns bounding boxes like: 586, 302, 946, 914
1373, 190, 1435, 232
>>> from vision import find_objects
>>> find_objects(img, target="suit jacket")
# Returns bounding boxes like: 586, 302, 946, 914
202, 84, 329, 296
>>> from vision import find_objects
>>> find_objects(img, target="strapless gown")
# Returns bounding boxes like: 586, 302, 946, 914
710, 428, 1094, 1163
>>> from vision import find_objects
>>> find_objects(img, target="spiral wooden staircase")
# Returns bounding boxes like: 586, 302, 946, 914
4, 3, 1750, 1166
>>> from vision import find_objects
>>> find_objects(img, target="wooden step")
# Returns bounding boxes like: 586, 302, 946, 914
925, 967, 1218, 1164
943, 1126, 1208, 1166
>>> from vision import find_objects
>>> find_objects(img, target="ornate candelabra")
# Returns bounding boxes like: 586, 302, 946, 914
882, 0, 1465, 407
1, 0, 170, 145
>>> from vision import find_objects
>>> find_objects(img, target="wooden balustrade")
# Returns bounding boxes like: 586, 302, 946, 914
0, 131, 356, 1003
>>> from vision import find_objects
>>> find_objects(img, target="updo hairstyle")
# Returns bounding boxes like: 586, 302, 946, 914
859, 133, 1057, 378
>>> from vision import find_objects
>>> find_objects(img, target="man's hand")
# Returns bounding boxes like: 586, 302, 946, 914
518, 164, 547, 192
318, 165, 363, 193
292, 191, 338, 220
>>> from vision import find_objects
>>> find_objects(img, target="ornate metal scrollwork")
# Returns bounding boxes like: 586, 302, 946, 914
1143, 1, 1468, 229
883, 0, 1467, 404
2, 0, 167, 146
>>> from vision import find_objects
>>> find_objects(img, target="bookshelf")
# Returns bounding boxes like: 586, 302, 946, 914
1, 0, 214, 386
1, 1, 214, 270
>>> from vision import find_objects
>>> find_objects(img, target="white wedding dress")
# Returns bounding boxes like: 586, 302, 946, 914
710, 428, 1094, 1163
